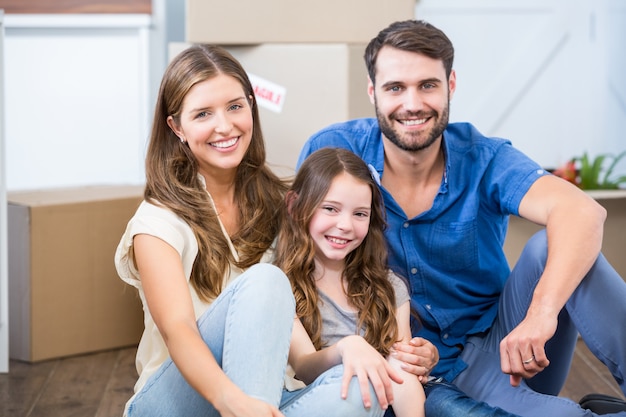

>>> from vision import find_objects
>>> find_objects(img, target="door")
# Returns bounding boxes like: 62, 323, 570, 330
0, 9, 9, 373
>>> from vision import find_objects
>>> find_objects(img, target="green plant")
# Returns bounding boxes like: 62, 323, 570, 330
576, 151, 626, 190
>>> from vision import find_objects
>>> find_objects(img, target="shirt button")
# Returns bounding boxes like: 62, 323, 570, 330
410, 267, 417, 274
443, 334, 449, 340
425, 304, 431, 310
403, 222, 409, 228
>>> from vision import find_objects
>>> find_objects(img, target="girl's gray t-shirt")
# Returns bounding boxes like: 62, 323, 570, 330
318, 271, 410, 348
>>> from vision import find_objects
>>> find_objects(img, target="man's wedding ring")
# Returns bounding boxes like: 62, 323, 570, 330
523, 355, 535, 364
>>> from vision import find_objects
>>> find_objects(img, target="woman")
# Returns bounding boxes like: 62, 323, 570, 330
115, 44, 294, 417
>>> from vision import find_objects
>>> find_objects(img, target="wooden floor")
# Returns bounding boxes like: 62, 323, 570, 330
0, 339, 623, 417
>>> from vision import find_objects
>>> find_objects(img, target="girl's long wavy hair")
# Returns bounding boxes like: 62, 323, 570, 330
144, 44, 288, 301
275, 148, 399, 355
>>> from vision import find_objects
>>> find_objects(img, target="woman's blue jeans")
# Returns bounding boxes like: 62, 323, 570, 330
127, 263, 295, 417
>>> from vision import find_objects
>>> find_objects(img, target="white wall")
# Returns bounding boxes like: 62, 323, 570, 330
415, 0, 626, 172
3, 14, 153, 191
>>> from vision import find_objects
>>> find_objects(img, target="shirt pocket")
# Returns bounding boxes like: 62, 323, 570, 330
428, 220, 478, 272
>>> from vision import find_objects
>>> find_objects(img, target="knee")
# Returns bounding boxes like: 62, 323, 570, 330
514, 230, 548, 274
311, 366, 385, 417
245, 263, 290, 292
240, 263, 294, 309
522, 230, 548, 261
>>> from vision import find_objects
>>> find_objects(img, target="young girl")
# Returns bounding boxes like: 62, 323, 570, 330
115, 44, 295, 417
275, 147, 425, 417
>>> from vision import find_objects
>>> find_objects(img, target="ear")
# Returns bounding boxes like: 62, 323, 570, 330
285, 191, 298, 215
367, 77, 375, 105
166, 115, 185, 142
448, 69, 457, 100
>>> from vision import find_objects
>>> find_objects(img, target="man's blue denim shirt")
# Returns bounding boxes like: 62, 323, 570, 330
298, 118, 549, 381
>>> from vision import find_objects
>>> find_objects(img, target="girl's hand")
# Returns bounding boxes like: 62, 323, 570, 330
337, 335, 403, 410
390, 337, 439, 382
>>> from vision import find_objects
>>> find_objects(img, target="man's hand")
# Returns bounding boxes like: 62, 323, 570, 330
390, 337, 439, 382
499, 307, 556, 386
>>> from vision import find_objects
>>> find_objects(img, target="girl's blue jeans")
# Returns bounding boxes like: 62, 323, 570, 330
280, 364, 386, 417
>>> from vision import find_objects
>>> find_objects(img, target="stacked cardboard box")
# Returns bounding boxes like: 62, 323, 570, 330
186, 0, 417, 45
178, 0, 416, 176
8, 185, 145, 362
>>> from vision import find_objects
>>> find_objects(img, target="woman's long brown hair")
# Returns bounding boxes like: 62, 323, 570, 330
144, 44, 288, 301
275, 148, 399, 355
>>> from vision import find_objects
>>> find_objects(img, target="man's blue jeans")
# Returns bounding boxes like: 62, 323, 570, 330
425, 378, 520, 416
384, 377, 520, 417
454, 230, 626, 417
388, 230, 626, 417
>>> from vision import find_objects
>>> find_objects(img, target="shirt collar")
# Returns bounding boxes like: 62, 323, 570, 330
440, 132, 450, 191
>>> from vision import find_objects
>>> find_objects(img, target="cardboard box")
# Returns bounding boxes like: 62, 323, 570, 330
186, 0, 416, 44
504, 190, 626, 281
170, 42, 375, 177
8, 185, 145, 362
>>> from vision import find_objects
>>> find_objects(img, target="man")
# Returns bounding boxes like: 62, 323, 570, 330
297, 19, 626, 416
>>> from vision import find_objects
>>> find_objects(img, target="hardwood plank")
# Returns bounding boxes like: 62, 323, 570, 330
561, 339, 625, 403
95, 347, 137, 417
0, 359, 58, 417
94, 343, 625, 414
0, 0, 151, 14
28, 350, 120, 417
1, 340, 623, 417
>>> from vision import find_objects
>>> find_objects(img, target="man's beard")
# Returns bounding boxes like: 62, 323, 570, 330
376, 98, 450, 152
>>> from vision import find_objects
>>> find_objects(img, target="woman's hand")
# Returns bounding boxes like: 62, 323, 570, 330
217, 389, 285, 417
389, 337, 439, 382
337, 335, 404, 410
